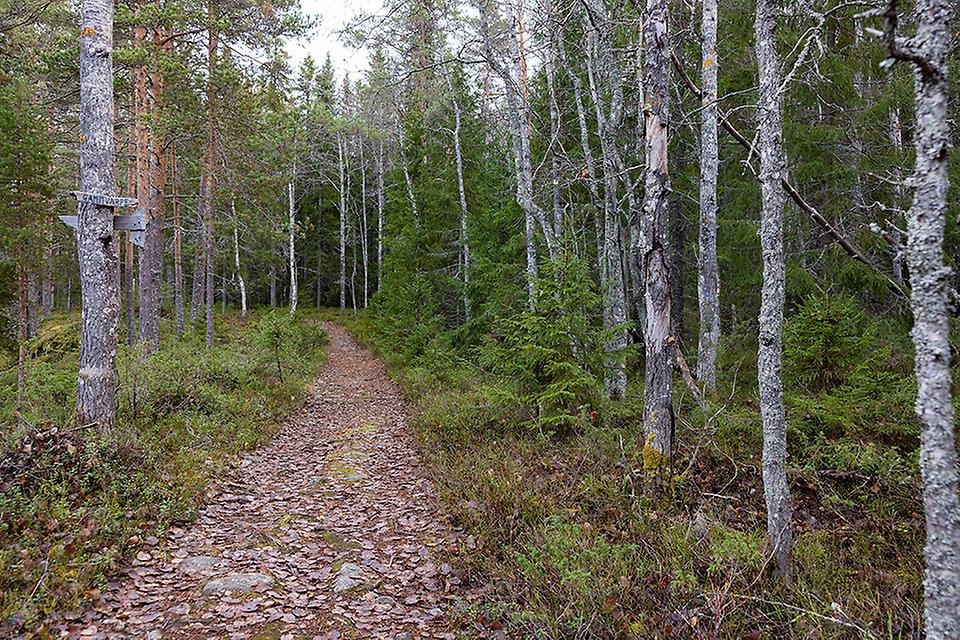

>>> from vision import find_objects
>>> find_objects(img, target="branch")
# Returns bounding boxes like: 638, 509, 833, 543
670, 50, 911, 303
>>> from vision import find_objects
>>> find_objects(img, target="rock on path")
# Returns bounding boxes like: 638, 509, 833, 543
55, 323, 481, 639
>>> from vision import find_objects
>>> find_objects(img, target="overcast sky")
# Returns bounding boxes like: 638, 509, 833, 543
285, 0, 382, 81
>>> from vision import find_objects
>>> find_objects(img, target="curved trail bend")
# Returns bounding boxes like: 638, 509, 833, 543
66, 323, 477, 640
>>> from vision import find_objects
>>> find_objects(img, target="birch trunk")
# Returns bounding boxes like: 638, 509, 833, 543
76, 0, 120, 427
288, 175, 298, 317
171, 145, 184, 335
755, 0, 793, 579
377, 139, 385, 291
232, 201, 246, 317
450, 83, 472, 323
269, 266, 277, 306
641, 0, 674, 477
203, 0, 217, 349
338, 133, 347, 309
697, 0, 720, 389
583, 4, 628, 401
359, 143, 369, 308
883, 1, 960, 635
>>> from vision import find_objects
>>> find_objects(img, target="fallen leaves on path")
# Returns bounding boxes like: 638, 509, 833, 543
49, 323, 484, 639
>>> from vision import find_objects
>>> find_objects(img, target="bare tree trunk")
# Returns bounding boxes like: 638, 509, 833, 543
641, 0, 674, 478
203, 0, 218, 349
583, 0, 628, 400
171, 144, 184, 334
288, 172, 298, 317
338, 133, 347, 309
882, 1, 960, 635
888, 77, 906, 283
42, 229, 54, 318
138, 21, 168, 355
232, 200, 247, 316
697, 0, 720, 390
450, 81, 472, 323
76, 0, 120, 427
755, 0, 793, 579
269, 265, 277, 306
17, 246, 28, 402
124, 132, 137, 345
543, 0, 562, 236
377, 139, 385, 291
479, 0, 557, 309
359, 142, 369, 308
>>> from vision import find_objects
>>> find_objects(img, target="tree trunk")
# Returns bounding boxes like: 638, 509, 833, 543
883, 1, 960, 635
17, 246, 28, 402
583, 1, 628, 401
641, 0, 674, 479
450, 82, 472, 323
171, 144, 184, 334
359, 142, 369, 308
124, 131, 137, 345
203, 0, 218, 349
288, 173, 297, 317
76, 0, 120, 427
338, 133, 347, 309
269, 265, 277, 306
232, 201, 247, 316
42, 229, 54, 318
377, 139, 385, 291
755, 0, 793, 579
697, 0, 720, 389
138, 21, 168, 355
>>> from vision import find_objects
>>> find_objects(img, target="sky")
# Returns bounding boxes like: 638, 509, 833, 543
285, 0, 383, 81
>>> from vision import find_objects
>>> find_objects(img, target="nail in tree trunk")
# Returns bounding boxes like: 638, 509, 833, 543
338, 133, 347, 309
288, 171, 297, 317
882, 0, 960, 635
755, 0, 793, 579
641, 0, 674, 479
697, 0, 720, 389
76, 0, 121, 427
232, 200, 246, 316
203, 0, 218, 349
171, 145, 184, 334
450, 79, 472, 323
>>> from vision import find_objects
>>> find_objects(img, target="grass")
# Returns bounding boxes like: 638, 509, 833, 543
0, 309, 328, 632
333, 301, 927, 639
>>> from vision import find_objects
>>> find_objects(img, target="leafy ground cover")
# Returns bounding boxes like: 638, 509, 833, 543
336, 290, 927, 639
0, 310, 327, 631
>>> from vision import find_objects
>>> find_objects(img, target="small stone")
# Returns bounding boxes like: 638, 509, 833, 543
394, 633, 413, 640
375, 595, 395, 605
179, 556, 221, 573
201, 573, 273, 596
333, 563, 365, 594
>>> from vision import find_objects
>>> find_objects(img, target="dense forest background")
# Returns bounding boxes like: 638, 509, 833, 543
2, 0, 960, 636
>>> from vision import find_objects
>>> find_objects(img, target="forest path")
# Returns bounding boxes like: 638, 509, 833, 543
66, 323, 477, 640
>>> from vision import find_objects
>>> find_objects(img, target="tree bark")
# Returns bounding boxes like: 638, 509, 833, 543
232, 200, 247, 316
203, 0, 217, 349
139, 20, 168, 355
76, 0, 120, 427
450, 81, 472, 324
641, 0, 674, 478
171, 144, 184, 334
288, 173, 298, 317
338, 133, 347, 309
377, 139, 385, 292
883, 1, 960, 635
17, 245, 28, 402
755, 0, 793, 579
125, 130, 137, 345
697, 0, 720, 389
42, 229, 54, 318
359, 142, 369, 308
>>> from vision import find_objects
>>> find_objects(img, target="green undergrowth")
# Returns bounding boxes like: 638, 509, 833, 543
333, 289, 928, 639
0, 309, 327, 631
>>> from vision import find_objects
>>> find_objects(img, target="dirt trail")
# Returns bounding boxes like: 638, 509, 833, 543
61, 323, 478, 640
